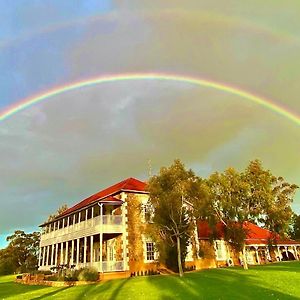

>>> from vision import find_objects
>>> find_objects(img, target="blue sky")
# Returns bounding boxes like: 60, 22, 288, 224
0, 0, 300, 249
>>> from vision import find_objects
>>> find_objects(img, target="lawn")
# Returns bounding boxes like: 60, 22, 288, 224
0, 261, 299, 300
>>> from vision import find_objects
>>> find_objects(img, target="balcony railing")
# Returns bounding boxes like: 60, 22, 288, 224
40, 215, 123, 246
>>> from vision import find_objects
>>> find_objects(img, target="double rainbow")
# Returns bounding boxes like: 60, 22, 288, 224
0, 73, 299, 126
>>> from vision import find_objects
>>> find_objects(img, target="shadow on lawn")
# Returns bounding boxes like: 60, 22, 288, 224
30, 286, 70, 300
146, 267, 299, 300
0, 282, 48, 299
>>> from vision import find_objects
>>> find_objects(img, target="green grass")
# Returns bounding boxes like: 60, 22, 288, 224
0, 262, 300, 299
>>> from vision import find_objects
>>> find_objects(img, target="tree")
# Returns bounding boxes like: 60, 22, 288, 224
0, 230, 40, 274
207, 167, 251, 269
206, 159, 298, 270
148, 160, 206, 277
47, 204, 68, 222
243, 160, 298, 237
289, 213, 300, 240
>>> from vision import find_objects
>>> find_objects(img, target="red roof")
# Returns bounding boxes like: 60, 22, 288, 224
197, 220, 299, 245
58, 177, 147, 218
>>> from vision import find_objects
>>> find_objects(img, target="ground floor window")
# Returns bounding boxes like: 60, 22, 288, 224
215, 240, 227, 261
146, 242, 155, 261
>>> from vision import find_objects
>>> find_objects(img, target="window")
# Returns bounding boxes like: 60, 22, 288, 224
146, 242, 155, 261
215, 240, 227, 261
141, 203, 154, 223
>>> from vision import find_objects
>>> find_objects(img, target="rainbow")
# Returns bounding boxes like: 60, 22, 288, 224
1, 73, 299, 126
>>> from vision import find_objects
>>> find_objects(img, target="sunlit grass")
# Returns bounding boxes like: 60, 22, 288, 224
0, 261, 299, 299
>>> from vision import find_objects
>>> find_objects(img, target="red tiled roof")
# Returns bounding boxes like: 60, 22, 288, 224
58, 177, 147, 218
197, 220, 299, 246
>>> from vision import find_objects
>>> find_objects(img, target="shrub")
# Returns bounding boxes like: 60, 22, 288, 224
78, 268, 98, 282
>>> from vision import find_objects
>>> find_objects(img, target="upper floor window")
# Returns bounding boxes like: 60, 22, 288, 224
141, 203, 154, 223
146, 242, 155, 261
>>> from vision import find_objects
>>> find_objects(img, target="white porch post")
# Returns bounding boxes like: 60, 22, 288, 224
62, 218, 65, 228
38, 246, 42, 267
91, 207, 94, 226
60, 242, 64, 264
42, 247, 46, 267
76, 239, 80, 266
99, 203, 103, 272
294, 246, 299, 260
51, 244, 54, 266
285, 246, 288, 258
86, 209, 88, 221
84, 236, 87, 265
71, 240, 74, 265
78, 212, 81, 223
55, 243, 58, 266
46, 245, 50, 266
73, 214, 76, 225
65, 241, 69, 265
67, 216, 70, 227
90, 235, 94, 264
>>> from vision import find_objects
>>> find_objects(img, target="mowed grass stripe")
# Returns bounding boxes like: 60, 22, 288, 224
0, 261, 299, 300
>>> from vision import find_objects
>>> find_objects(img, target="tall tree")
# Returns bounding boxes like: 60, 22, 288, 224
243, 160, 298, 236
148, 160, 202, 277
290, 214, 300, 240
207, 167, 251, 269
0, 230, 40, 274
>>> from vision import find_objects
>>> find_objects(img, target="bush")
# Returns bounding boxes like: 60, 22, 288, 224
78, 268, 98, 282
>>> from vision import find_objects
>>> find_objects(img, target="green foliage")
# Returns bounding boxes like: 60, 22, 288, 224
78, 267, 98, 282
206, 160, 298, 252
47, 204, 69, 222
148, 159, 208, 276
0, 230, 40, 275
290, 214, 300, 240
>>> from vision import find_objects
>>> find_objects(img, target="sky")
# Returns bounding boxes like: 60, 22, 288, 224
0, 0, 299, 249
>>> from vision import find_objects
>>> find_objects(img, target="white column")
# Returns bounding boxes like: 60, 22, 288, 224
65, 241, 69, 265
71, 240, 74, 265
73, 214, 76, 225
55, 243, 58, 266
67, 216, 70, 227
91, 207, 94, 226
51, 244, 54, 266
78, 212, 81, 223
46, 245, 50, 266
38, 246, 42, 267
100, 233, 103, 272
76, 239, 80, 266
62, 218, 65, 228
57, 221, 60, 230
100, 203, 103, 272
42, 247, 46, 267
84, 236, 87, 264
294, 246, 299, 260
85, 209, 88, 221
60, 242, 64, 264
285, 246, 288, 258
90, 235, 94, 263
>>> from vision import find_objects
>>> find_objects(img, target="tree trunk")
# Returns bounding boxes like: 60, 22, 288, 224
242, 245, 248, 270
176, 235, 184, 277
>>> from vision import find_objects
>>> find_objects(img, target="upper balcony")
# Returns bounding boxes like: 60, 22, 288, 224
40, 215, 123, 247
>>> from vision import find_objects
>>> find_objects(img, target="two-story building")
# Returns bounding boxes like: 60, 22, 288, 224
38, 178, 156, 276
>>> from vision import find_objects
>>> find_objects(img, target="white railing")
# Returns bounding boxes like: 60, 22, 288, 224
40, 215, 123, 246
